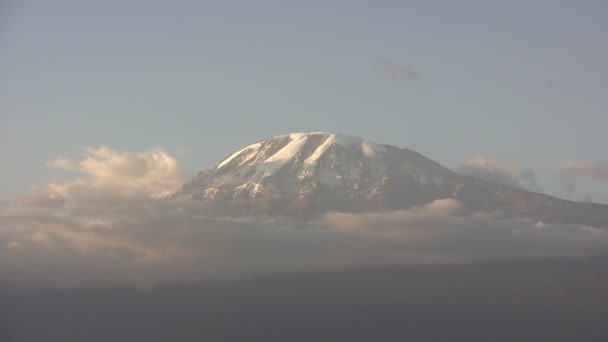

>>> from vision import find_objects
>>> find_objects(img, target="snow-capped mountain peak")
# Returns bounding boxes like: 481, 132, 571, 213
217, 132, 384, 169
211, 132, 390, 185
168, 132, 608, 227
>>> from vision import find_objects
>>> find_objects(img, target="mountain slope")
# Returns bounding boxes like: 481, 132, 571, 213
168, 132, 608, 227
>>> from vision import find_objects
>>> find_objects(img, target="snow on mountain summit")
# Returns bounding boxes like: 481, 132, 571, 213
207, 132, 392, 187
216, 132, 384, 171
169, 132, 458, 216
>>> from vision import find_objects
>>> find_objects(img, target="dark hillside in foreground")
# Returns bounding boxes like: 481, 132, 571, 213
2, 256, 608, 341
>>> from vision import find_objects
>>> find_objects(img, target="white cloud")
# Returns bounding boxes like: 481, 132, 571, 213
459, 154, 539, 190
466, 155, 520, 174
47, 146, 187, 197
6, 240, 22, 250
559, 160, 608, 180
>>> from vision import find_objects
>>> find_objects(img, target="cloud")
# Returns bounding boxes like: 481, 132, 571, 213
558, 160, 608, 180
1, 147, 607, 291
47, 146, 187, 197
378, 61, 421, 82
459, 155, 540, 191
564, 181, 577, 200
2, 193, 607, 291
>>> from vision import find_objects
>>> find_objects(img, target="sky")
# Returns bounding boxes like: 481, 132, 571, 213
1, 0, 607, 201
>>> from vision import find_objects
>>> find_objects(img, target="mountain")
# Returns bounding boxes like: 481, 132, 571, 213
5, 257, 608, 341
168, 132, 608, 227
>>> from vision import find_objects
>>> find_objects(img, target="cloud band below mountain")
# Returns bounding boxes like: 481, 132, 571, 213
1, 147, 606, 291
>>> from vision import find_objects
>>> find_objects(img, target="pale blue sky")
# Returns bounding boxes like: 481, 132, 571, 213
1, 0, 607, 201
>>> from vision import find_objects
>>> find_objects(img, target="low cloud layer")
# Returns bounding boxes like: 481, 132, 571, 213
559, 160, 608, 180
1, 147, 607, 291
459, 155, 540, 191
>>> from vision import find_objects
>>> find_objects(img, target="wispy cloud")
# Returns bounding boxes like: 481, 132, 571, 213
558, 160, 608, 180
459, 155, 540, 191
378, 61, 421, 82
